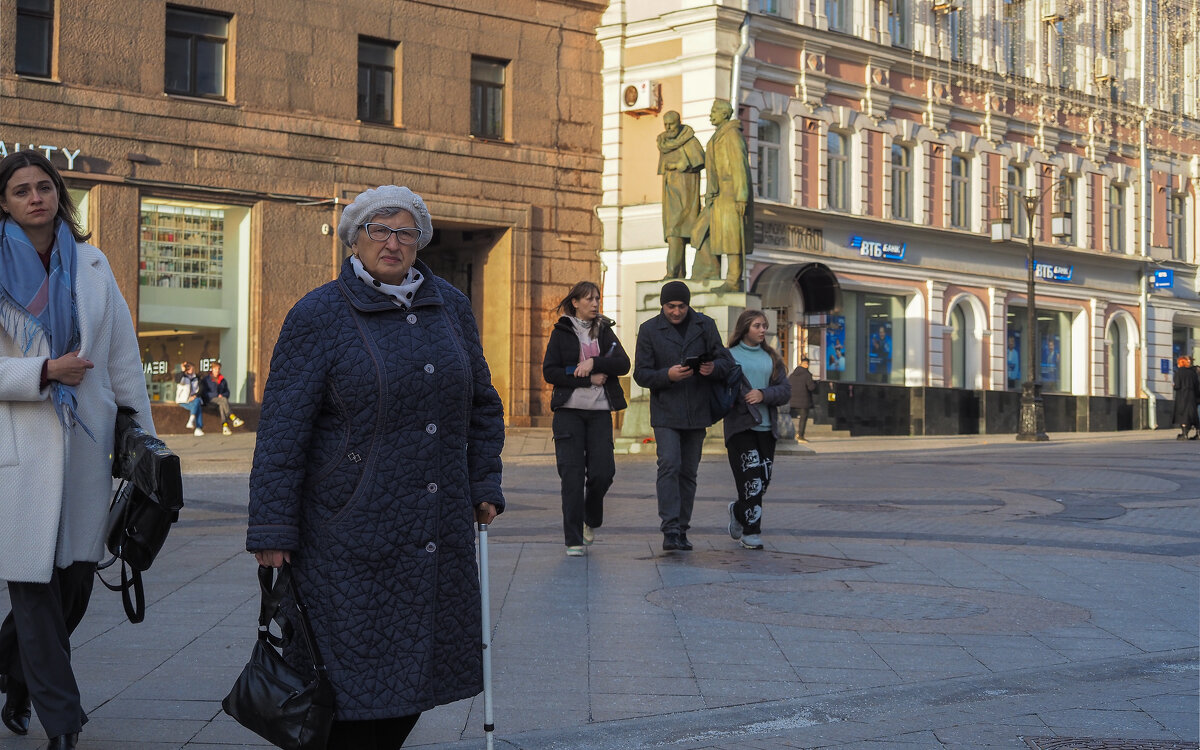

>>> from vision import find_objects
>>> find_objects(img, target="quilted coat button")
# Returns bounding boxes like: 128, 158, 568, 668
427, 482, 438, 493
426, 423, 437, 434
407, 313, 417, 324
425, 542, 437, 553
424, 364, 435, 374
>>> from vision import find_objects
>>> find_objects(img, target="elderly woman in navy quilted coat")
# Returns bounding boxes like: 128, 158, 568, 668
247, 185, 504, 749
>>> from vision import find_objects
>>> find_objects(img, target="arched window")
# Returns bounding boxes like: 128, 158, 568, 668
1105, 321, 1125, 397
949, 305, 967, 388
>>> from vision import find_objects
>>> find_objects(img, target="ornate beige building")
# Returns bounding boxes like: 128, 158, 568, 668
600, 0, 1199, 434
1, 0, 606, 426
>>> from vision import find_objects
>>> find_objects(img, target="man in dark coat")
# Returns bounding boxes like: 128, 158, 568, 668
787, 356, 818, 441
633, 281, 731, 551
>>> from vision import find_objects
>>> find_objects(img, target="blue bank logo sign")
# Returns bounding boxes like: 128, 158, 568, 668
1031, 261, 1073, 282
1152, 269, 1174, 289
850, 236, 906, 261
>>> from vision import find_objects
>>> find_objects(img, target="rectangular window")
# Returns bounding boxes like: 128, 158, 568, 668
1003, 0, 1026, 76
891, 143, 912, 221
1007, 164, 1027, 238
357, 38, 396, 124
1108, 183, 1126, 252
950, 153, 971, 230
889, 0, 910, 47
759, 0, 781, 14
470, 56, 506, 140
15, 0, 53, 77
1008, 307, 1073, 393
1168, 191, 1187, 260
825, 292, 907, 385
757, 119, 781, 201
827, 131, 849, 211
826, 0, 848, 32
1057, 176, 1077, 245
1055, 20, 1075, 88
165, 6, 230, 98
948, 7, 968, 62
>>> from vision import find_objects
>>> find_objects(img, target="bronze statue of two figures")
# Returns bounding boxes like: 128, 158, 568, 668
656, 99, 753, 293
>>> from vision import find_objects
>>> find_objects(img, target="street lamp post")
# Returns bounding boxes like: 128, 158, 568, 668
1017, 193, 1048, 442
991, 179, 1072, 442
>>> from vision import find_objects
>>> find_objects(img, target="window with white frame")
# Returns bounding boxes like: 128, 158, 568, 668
950, 153, 971, 230
757, 119, 782, 201
947, 5, 969, 62
1108, 182, 1126, 253
1003, 0, 1027, 76
759, 0, 781, 15
889, 0, 910, 48
1007, 164, 1027, 238
827, 131, 850, 212
826, 0, 848, 32
1057, 176, 1077, 245
1168, 189, 1187, 261
1054, 20, 1075, 88
891, 143, 912, 221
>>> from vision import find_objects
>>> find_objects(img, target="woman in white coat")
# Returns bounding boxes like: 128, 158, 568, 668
0, 151, 153, 750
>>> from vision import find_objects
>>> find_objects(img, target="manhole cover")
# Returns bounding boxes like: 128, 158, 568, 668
648, 579, 1090, 633
1025, 739, 1199, 750
652, 549, 875, 576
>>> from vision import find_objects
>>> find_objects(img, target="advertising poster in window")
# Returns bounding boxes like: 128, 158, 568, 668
825, 316, 846, 376
867, 322, 893, 379
1006, 331, 1021, 389
1040, 332, 1061, 386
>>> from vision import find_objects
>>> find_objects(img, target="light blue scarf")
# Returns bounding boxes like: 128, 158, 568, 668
0, 217, 92, 438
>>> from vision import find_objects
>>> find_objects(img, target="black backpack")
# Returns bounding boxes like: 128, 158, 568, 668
708, 362, 743, 425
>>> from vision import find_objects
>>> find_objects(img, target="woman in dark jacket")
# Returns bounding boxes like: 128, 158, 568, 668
542, 281, 630, 556
247, 185, 504, 750
1172, 355, 1199, 440
722, 310, 791, 550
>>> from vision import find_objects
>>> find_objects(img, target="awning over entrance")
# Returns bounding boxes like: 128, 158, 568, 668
751, 262, 841, 315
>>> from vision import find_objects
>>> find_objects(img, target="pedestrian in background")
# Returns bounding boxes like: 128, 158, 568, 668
1172, 355, 1199, 440
247, 185, 504, 749
723, 310, 790, 550
200, 361, 244, 436
175, 361, 204, 435
787, 356, 817, 442
633, 281, 731, 551
0, 150, 154, 750
542, 281, 629, 556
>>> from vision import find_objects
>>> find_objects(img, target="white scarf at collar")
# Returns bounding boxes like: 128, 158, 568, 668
350, 255, 424, 308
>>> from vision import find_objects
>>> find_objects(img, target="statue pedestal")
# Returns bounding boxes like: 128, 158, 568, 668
619, 279, 764, 453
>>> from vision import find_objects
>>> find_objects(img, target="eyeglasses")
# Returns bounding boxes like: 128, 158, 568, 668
362, 223, 423, 245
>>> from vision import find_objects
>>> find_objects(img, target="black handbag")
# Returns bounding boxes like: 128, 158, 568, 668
222, 564, 335, 750
98, 408, 184, 623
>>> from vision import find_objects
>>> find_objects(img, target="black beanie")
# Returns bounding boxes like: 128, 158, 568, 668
660, 280, 691, 306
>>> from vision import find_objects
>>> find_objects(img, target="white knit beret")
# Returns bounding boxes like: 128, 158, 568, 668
338, 185, 434, 250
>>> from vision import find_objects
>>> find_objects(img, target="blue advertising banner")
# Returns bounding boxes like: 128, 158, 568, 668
825, 316, 846, 374
1006, 330, 1021, 389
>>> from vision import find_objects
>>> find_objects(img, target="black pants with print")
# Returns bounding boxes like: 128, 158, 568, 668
725, 430, 776, 535
552, 408, 615, 546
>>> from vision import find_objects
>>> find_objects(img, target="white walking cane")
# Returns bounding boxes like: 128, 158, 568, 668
478, 522, 495, 750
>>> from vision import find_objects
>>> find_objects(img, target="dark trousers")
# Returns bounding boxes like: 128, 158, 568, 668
327, 713, 421, 750
553, 409, 615, 546
0, 562, 96, 737
653, 426, 706, 534
793, 407, 810, 439
205, 395, 232, 425
726, 430, 776, 535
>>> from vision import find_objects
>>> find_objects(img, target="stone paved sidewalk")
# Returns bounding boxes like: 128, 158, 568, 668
0, 430, 1195, 749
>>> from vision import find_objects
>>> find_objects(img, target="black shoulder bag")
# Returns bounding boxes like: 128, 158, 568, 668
98, 408, 185, 623
222, 564, 335, 750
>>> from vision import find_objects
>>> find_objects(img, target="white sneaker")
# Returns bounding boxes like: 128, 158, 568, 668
185, 416, 195, 429
222, 424, 233, 436
565, 546, 585, 557
230, 414, 245, 427
194, 428, 205, 436
739, 534, 763, 550
582, 524, 595, 545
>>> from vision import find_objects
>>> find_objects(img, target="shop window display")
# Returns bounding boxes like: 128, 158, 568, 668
1008, 306, 1072, 393
824, 291, 906, 385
